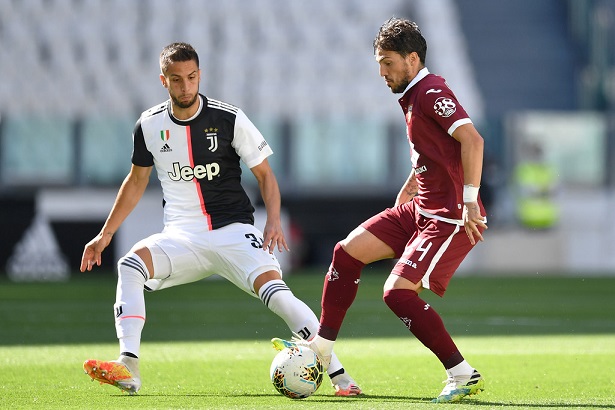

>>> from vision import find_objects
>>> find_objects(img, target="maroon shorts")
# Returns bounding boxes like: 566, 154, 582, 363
360, 201, 478, 297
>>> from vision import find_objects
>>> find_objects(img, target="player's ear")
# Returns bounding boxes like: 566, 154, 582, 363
160, 74, 168, 88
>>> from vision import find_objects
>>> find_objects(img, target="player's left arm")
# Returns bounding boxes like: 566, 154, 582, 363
250, 158, 290, 254
451, 123, 488, 244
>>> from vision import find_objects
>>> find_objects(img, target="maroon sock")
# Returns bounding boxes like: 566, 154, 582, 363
319, 243, 365, 340
383, 288, 463, 368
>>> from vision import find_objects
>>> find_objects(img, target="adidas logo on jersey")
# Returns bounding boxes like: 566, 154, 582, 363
160, 143, 172, 153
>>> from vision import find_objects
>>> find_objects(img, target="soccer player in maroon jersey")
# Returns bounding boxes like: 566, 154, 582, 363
273, 18, 488, 403
80, 42, 360, 396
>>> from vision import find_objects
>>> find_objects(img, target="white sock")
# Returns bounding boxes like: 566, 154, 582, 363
114, 252, 149, 358
447, 360, 474, 377
312, 335, 336, 357
259, 279, 343, 375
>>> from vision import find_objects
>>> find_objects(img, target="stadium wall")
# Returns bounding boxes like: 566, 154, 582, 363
2, 188, 615, 279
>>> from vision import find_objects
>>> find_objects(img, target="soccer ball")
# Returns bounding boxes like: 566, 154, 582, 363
270, 346, 324, 399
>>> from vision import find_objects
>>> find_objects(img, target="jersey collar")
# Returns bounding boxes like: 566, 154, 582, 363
169, 94, 204, 123
398, 67, 430, 108
401, 67, 430, 95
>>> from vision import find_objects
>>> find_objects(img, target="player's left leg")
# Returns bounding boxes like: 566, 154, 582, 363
383, 222, 484, 402
215, 223, 361, 396
256, 273, 361, 396
382, 283, 484, 402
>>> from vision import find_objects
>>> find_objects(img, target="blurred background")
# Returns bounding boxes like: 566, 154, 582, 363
1, 0, 614, 281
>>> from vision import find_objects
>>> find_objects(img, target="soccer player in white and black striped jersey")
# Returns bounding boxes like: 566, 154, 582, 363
80, 42, 361, 396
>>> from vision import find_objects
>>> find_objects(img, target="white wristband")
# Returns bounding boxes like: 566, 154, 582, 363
463, 184, 479, 203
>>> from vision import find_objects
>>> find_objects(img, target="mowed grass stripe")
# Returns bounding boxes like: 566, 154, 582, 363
1, 273, 614, 346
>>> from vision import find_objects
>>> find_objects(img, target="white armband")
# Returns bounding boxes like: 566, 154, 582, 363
463, 184, 479, 203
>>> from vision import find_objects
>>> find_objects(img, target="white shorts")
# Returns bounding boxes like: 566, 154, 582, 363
137, 223, 282, 297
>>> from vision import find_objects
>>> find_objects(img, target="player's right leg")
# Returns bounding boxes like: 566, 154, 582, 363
271, 238, 370, 364
84, 355, 141, 395
84, 249, 154, 394
84, 236, 192, 394
317, 215, 399, 341
84, 228, 233, 394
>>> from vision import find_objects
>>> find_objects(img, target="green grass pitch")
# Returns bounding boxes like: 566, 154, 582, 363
1, 270, 614, 409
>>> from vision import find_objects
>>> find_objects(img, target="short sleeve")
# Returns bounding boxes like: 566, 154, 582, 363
131, 119, 154, 167
231, 109, 273, 169
421, 85, 471, 136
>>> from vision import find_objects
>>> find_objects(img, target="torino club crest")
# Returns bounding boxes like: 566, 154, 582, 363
433, 97, 456, 118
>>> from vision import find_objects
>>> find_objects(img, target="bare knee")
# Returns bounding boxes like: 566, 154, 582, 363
383, 273, 423, 293
339, 228, 396, 265
253, 270, 283, 295
133, 247, 154, 279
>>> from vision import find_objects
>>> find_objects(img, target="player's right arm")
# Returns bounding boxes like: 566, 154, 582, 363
395, 168, 418, 207
80, 165, 152, 272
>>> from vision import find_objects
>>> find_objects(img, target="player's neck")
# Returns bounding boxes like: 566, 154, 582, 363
171, 96, 202, 121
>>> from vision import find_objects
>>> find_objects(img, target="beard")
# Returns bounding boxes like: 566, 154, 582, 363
390, 78, 410, 94
171, 92, 199, 109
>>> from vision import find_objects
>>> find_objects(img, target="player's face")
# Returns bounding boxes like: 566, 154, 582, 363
376, 49, 414, 94
160, 60, 201, 110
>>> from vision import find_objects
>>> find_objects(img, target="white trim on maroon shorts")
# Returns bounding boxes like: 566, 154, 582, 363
421, 224, 461, 290
417, 206, 463, 226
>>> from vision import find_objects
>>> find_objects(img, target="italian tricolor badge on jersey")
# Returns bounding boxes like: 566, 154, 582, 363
160, 130, 170, 141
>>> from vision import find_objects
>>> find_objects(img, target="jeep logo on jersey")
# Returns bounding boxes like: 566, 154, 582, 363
168, 161, 220, 181
205, 128, 218, 152
434, 97, 456, 118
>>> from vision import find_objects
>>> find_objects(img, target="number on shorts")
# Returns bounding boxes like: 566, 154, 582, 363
245, 233, 264, 249
415, 238, 432, 262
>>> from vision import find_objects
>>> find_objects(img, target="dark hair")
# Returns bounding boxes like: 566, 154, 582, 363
373, 17, 427, 64
159, 42, 199, 74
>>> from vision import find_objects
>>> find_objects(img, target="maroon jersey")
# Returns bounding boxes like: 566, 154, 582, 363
398, 68, 485, 223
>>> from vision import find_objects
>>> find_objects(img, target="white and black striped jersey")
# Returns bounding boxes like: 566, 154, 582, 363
132, 94, 273, 230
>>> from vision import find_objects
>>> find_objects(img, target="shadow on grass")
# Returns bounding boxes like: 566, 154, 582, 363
109, 392, 615, 408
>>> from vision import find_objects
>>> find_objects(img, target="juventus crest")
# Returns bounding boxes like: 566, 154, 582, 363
205, 127, 218, 152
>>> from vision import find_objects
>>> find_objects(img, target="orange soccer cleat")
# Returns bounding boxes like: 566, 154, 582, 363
83, 356, 141, 395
